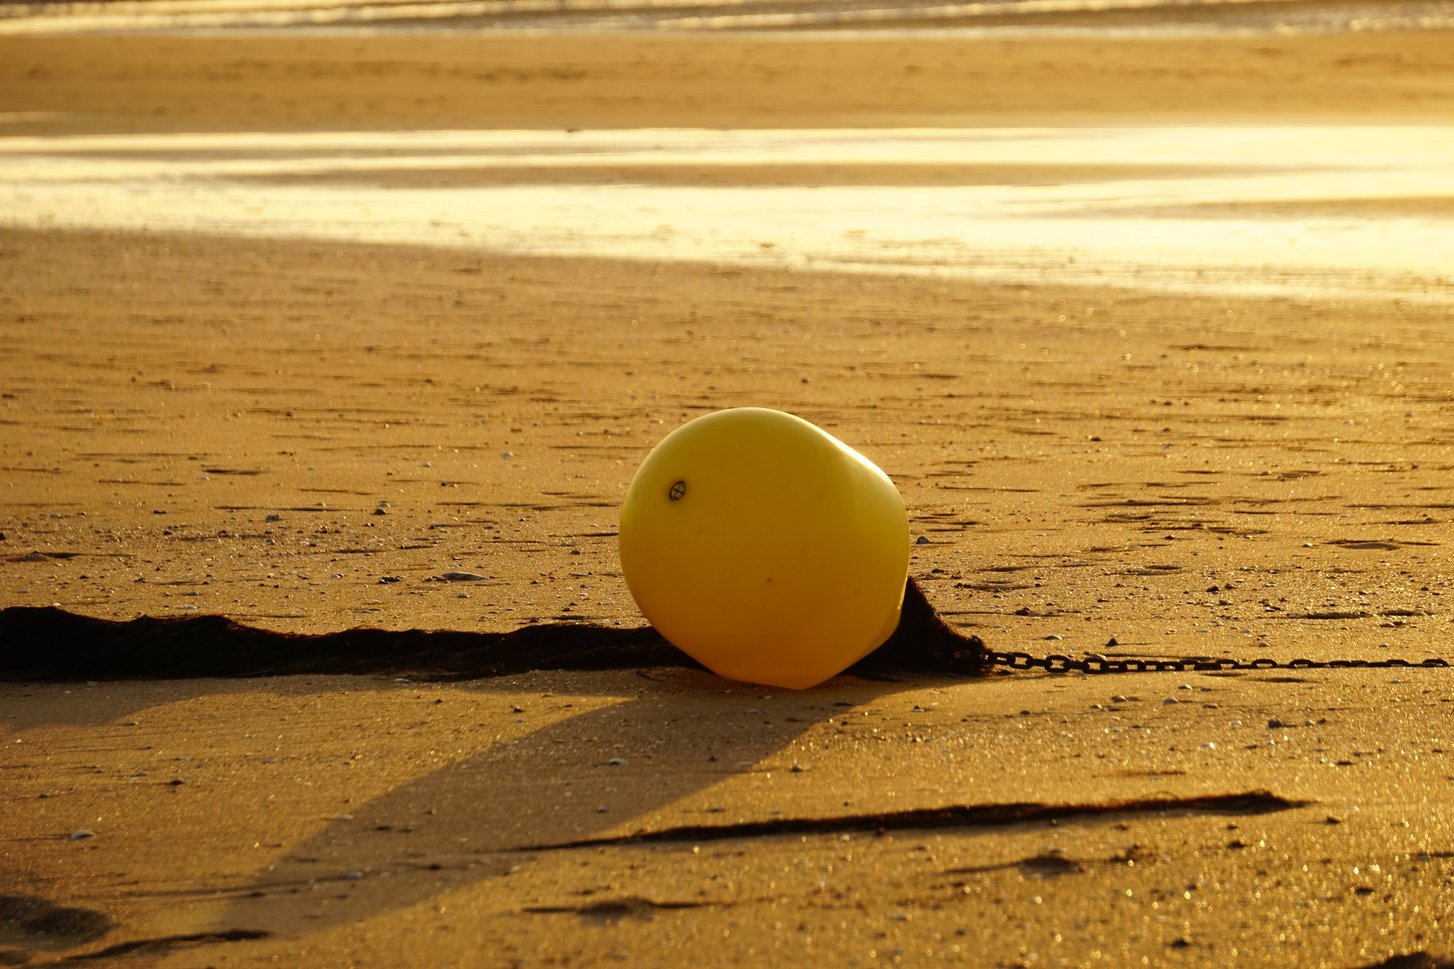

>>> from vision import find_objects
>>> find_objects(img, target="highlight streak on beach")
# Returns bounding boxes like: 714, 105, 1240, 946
3, 0, 1454, 33
3, 125, 1453, 302
3, 14, 1454, 305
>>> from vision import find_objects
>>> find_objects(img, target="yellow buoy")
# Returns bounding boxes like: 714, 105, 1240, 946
619, 407, 909, 689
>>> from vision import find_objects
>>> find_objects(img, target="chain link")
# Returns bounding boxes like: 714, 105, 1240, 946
985, 649, 1451, 676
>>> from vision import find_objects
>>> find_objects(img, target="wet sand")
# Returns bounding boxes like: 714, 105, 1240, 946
3, 20, 1454, 969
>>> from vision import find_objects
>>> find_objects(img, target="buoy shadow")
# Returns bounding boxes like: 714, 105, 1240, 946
208, 668, 925, 942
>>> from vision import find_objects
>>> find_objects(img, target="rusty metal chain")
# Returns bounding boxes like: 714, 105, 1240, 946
985, 649, 1451, 675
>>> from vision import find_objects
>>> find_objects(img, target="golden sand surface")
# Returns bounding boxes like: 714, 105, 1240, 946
2, 21, 1454, 969
5, 29, 1454, 134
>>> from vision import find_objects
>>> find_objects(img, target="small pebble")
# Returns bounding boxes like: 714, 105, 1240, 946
439, 571, 487, 582
69, 830, 95, 841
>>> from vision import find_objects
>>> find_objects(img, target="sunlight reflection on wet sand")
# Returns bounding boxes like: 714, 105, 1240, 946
2, 125, 1450, 301
3, 0, 1452, 34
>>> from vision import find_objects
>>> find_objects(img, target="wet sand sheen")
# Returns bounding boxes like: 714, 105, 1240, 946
5, 124, 1451, 301
5, 31, 1452, 301
231, 161, 1274, 189
3, 0, 1453, 36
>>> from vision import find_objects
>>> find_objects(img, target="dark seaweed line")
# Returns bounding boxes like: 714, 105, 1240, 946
8, 586, 1442, 685
0, 604, 683, 681
514, 791, 1309, 852
52, 929, 271, 964
0, 578, 990, 682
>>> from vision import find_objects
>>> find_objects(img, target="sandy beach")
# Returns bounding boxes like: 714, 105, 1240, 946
3, 5, 1454, 966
